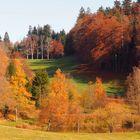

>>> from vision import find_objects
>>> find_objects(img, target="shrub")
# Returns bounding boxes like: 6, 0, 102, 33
7, 114, 16, 121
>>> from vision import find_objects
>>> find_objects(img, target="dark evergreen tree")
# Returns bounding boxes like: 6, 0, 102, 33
114, 0, 121, 9
78, 7, 86, 19
0, 36, 2, 42
3, 32, 10, 43
28, 25, 32, 36
43, 24, 51, 37
98, 6, 105, 13
65, 33, 74, 55
86, 7, 91, 14
122, 0, 132, 15
130, 4, 138, 49
60, 29, 66, 46
32, 26, 38, 35
6, 61, 16, 79
31, 69, 49, 108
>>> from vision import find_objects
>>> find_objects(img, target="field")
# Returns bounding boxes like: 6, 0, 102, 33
0, 125, 139, 140
27, 56, 125, 96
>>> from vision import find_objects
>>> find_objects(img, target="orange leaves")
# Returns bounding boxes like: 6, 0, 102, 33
0, 46, 9, 76
10, 59, 28, 97
39, 69, 82, 131
94, 77, 106, 98
9, 59, 34, 112
51, 69, 67, 95
70, 10, 132, 71
39, 69, 69, 131
50, 40, 64, 58
80, 77, 106, 111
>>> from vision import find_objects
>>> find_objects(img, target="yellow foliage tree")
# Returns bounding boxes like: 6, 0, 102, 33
39, 69, 69, 131
10, 59, 34, 119
93, 77, 107, 108
94, 102, 128, 133
0, 47, 9, 76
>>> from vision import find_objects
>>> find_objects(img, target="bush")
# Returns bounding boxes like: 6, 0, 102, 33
19, 111, 31, 120
16, 123, 30, 129
0, 112, 3, 118
134, 123, 140, 131
7, 114, 16, 121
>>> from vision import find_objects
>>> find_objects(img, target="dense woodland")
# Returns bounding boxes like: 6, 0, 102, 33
14, 25, 66, 59
67, 0, 140, 73
0, 0, 140, 133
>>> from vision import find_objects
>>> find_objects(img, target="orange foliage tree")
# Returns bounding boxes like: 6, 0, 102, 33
39, 69, 82, 131
39, 69, 69, 131
93, 102, 129, 133
9, 59, 34, 119
92, 77, 106, 109
0, 47, 9, 76
50, 40, 64, 58
68, 7, 136, 72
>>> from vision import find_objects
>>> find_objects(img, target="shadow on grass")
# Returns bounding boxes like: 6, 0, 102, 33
28, 56, 125, 96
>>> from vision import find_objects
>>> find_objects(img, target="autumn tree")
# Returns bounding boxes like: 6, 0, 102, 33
80, 81, 95, 112
66, 2, 140, 72
80, 78, 106, 112
0, 47, 9, 76
93, 77, 107, 108
66, 80, 82, 132
9, 59, 34, 119
50, 40, 64, 58
126, 66, 140, 114
39, 69, 69, 131
94, 102, 128, 133
0, 48, 15, 118
0, 77, 16, 118
15, 24, 65, 59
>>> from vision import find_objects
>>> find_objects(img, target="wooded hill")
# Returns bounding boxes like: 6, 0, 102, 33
66, 0, 140, 73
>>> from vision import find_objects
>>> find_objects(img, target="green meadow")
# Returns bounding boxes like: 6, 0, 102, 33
0, 125, 139, 140
27, 56, 125, 96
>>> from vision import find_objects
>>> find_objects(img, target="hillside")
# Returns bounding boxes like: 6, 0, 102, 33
0, 125, 139, 140
28, 56, 125, 96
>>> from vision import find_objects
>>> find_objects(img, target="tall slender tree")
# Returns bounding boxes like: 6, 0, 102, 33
4, 32, 10, 43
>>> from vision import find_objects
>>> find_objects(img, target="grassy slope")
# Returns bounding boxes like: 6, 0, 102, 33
0, 125, 139, 140
27, 56, 125, 96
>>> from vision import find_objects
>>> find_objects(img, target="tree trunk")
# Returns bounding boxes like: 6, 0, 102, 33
31, 50, 33, 59
37, 47, 39, 59
47, 45, 50, 60
41, 44, 44, 60
15, 107, 18, 122
27, 50, 29, 59
31, 43, 34, 60
48, 120, 51, 131
108, 125, 113, 133
77, 120, 80, 133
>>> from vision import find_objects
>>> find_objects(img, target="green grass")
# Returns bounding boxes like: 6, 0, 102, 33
28, 56, 79, 73
0, 125, 139, 140
0, 119, 35, 127
27, 56, 125, 96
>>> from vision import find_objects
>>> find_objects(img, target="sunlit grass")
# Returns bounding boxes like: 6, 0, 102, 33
0, 125, 139, 140
27, 56, 125, 96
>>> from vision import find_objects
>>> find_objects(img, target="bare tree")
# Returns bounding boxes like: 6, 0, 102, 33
46, 37, 52, 60
40, 35, 44, 60
126, 66, 140, 114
